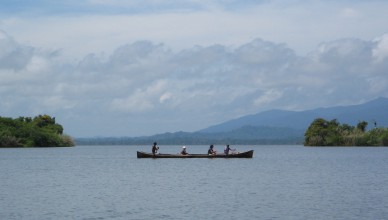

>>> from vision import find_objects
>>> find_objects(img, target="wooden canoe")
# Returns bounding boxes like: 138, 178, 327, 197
137, 150, 254, 158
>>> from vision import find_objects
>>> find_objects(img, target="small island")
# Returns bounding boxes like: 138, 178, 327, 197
0, 115, 74, 147
304, 118, 388, 146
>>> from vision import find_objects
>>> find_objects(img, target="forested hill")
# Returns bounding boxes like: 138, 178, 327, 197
200, 97, 388, 133
76, 97, 388, 145
76, 126, 304, 145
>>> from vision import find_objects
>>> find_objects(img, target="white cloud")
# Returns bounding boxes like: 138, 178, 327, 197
159, 92, 172, 104
254, 89, 284, 107
3, 0, 388, 60
110, 79, 169, 113
1, 29, 388, 136
372, 34, 388, 63
26, 55, 49, 72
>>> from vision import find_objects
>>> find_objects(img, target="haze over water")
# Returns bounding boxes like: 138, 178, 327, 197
1, 145, 388, 219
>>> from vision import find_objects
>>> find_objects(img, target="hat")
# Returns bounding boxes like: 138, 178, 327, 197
182, 146, 186, 149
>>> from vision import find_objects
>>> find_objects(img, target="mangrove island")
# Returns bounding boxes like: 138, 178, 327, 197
304, 118, 388, 146
0, 115, 74, 147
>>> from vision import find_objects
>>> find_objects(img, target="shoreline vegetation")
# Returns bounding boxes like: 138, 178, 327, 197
304, 118, 388, 146
76, 118, 388, 147
0, 115, 74, 148
75, 137, 303, 146
2, 114, 386, 147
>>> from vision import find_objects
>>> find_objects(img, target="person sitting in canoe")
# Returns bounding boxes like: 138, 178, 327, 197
152, 142, 159, 156
180, 146, 188, 155
208, 145, 217, 155
224, 144, 236, 155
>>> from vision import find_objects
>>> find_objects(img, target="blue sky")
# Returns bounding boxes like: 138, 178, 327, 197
1, 0, 388, 137
0, 0, 266, 14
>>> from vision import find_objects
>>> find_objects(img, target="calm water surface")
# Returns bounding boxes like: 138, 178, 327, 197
1, 145, 388, 220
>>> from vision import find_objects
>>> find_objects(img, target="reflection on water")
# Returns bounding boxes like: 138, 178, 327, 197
1, 145, 388, 219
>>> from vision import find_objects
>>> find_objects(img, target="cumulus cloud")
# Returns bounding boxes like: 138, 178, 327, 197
1, 29, 388, 136
3, 0, 388, 61
373, 34, 388, 63
0, 31, 34, 71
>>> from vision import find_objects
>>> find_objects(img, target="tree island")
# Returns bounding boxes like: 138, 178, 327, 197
305, 118, 388, 146
0, 115, 74, 147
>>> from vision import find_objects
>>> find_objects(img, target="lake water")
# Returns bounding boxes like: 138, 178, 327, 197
1, 145, 388, 220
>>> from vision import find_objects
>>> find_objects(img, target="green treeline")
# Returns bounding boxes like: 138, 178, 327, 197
304, 118, 388, 146
0, 115, 74, 147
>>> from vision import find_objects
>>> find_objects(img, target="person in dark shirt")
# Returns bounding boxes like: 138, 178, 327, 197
208, 145, 217, 155
224, 144, 235, 155
152, 142, 159, 156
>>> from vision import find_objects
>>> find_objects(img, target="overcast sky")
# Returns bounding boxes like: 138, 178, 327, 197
1, 0, 388, 137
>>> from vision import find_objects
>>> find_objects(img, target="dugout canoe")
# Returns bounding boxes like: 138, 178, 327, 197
137, 150, 254, 158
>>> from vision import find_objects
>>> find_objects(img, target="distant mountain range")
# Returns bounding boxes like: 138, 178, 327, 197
76, 97, 388, 145
200, 97, 388, 132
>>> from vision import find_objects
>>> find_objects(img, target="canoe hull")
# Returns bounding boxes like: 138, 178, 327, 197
137, 150, 254, 158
